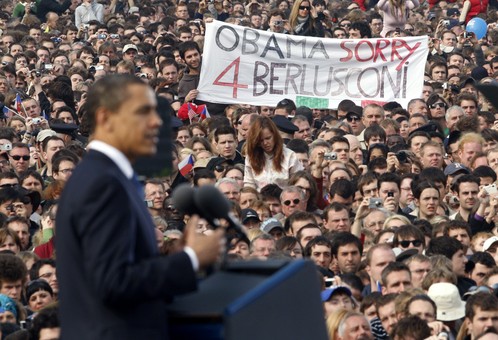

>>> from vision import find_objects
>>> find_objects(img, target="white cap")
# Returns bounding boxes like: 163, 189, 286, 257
483, 236, 498, 252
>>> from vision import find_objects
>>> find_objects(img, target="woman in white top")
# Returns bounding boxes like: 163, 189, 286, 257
244, 116, 303, 191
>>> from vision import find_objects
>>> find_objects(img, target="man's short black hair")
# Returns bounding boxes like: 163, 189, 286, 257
178, 41, 201, 60
350, 21, 372, 38
377, 172, 400, 190
419, 167, 446, 184
331, 232, 363, 258
193, 169, 216, 186
0, 187, 19, 205
213, 125, 236, 142
0, 254, 27, 285
303, 236, 331, 257
426, 236, 463, 260
330, 179, 355, 200
473, 166, 497, 182
86, 75, 146, 133
451, 174, 480, 194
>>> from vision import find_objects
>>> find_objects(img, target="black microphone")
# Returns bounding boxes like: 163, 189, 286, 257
171, 184, 198, 216
194, 185, 247, 236
172, 184, 223, 229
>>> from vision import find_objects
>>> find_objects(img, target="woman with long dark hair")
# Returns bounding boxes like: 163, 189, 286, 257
244, 116, 303, 190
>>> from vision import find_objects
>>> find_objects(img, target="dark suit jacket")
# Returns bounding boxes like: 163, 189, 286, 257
57, 150, 197, 340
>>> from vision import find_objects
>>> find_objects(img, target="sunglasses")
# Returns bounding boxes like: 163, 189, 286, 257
0, 183, 18, 188
340, 23, 351, 27
299, 6, 310, 10
430, 102, 446, 109
399, 240, 422, 248
347, 116, 360, 122
283, 198, 300, 206
10, 155, 30, 161
215, 164, 226, 172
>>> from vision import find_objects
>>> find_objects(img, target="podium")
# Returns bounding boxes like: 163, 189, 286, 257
168, 259, 328, 340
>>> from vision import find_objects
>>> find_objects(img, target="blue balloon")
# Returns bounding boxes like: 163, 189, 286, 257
466, 17, 488, 40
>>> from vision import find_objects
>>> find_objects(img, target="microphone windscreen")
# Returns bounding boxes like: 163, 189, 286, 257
171, 184, 198, 215
194, 185, 231, 219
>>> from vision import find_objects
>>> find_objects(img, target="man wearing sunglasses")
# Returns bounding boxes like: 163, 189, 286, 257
280, 186, 306, 218
8, 142, 30, 176
345, 111, 364, 136
393, 225, 425, 254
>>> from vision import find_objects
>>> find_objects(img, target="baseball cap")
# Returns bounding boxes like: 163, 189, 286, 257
321, 286, 352, 302
444, 163, 470, 176
427, 282, 465, 321
272, 115, 298, 135
483, 236, 498, 252
241, 208, 260, 224
260, 218, 284, 233
35, 129, 56, 143
447, 8, 460, 16
123, 44, 138, 53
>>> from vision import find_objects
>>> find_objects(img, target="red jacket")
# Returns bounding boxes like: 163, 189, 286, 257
34, 237, 54, 259
466, 0, 488, 22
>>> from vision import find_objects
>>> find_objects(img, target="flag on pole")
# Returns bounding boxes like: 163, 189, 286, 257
15, 94, 22, 114
178, 154, 194, 176
187, 103, 199, 123
2, 106, 11, 118
199, 105, 210, 120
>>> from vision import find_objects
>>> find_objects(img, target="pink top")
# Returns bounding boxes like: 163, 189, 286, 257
377, 0, 420, 37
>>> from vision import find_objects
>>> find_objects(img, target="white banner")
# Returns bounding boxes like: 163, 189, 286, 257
196, 21, 429, 109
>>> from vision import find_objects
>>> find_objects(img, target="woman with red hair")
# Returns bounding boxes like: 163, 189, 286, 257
244, 116, 303, 191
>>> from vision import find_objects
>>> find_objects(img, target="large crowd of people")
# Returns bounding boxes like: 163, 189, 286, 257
0, 0, 495, 338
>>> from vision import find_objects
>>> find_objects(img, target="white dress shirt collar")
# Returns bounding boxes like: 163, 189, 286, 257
87, 140, 134, 179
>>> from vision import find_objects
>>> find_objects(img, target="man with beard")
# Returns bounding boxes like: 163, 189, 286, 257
177, 41, 225, 114
178, 41, 201, 104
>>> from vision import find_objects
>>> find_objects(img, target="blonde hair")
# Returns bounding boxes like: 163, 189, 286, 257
246, 228, 263, 242
326, 309, 348, 340
458, 132, 485, 151
383, 215, 411, 229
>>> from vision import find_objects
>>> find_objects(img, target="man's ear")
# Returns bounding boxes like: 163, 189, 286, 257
94, 107, 114, 133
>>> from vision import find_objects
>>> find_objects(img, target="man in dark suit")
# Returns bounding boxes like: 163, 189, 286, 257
56, 75, 224, 340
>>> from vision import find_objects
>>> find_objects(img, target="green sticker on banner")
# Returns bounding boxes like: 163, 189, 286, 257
296, 96, 329, 109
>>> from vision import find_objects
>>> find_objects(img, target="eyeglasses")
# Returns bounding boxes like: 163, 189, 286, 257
58, 168, 74, 175
6, 203, 25, 212
299, 5, 310, 10
430, 102, 446, 109
283, 198, 300, 206
340, 23, 351, 27
347, 116, 360, 122
399, 239, 423, 247
10, 155, 30, 161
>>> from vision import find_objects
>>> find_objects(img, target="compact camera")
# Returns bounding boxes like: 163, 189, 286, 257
324, 152, 337, 161
0, 143, 12, 151
369, 198, 383, 209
